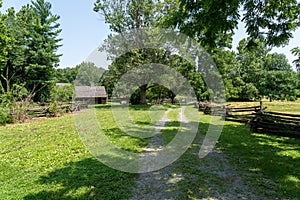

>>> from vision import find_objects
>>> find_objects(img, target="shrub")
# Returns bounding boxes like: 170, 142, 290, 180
288, 96, 297, 102
6, 114, 14, 124
47, 101, 60, 117
50, 85, 74, 103
0, 108, 8, 126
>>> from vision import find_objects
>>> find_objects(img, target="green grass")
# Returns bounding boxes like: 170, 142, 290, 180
161, 107, 180, 144
159, 106, 230, 199
93, 104, 151, 152
0, 104, 156, 199
1, 103, 300, 199
165, 104, 300, 199
228, 100, 300, 114
218, 119, 300, 198
198, 105, 300, 199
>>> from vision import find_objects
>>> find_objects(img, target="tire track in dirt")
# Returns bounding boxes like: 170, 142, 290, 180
129, 107, 273, 200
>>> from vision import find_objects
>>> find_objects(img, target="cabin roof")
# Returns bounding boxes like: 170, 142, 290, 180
75, 86, 107, 98
56, 83, 72, 87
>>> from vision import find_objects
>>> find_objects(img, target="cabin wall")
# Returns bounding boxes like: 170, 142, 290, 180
75, 97, 107, 105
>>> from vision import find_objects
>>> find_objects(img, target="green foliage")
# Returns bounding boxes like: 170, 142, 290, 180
75, 62, 105, 86
100, 49, 173, 104
50, 84, 74, 102
129, 87, 142, 105
0, 108, 8, 126
264, 53, 292, 71
212, 49, 241, 100
212, 39, 298, 101
8, 84, 32, 122
147, 84, 175, 104
94, 0, 163, 33
94, 0, 172, 104
101, 49, 208, 103
54, 66, 79, 83
260, 70, 298, 101
165, 0, 300, 49
48, 84, 74, 116
0, 0, 62, 102
47, 100, 59, 117
0, 12, 13, 69
95, 0, 299, 103
0, 74, 34, 123
27, 0, 62, 101
291, 47, 300, 71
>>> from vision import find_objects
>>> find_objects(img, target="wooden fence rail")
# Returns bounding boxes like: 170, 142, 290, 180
196, 101, 300, 138
250, 112, 300, 138
26, 102, 86, 118
225, 105, 264, 123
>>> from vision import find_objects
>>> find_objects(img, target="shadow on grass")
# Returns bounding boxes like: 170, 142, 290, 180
93, 104, 173, 111
217, 121, 300, 198
93, 104, 152, 111
24, 157, 137, 200
168, 119, 300, 199
24, 114, 300, 199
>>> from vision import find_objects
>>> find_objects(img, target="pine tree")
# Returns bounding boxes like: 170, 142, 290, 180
1, 0, 62, 101
26, 0, 62, 101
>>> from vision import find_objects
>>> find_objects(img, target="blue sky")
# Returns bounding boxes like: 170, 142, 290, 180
1, 0, 299, 69
1, 0, 111, 68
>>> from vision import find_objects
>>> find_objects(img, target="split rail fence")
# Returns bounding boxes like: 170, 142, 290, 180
196, 101, 300, 138
26, 102, 87, 118
250, 111, 300, 138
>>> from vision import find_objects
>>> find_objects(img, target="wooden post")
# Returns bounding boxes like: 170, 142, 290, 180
260, 101, 263, 112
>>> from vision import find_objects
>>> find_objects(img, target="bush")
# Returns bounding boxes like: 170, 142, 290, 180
50, 85, 74, 103
0, 108, 8, 126
47, 101, 60, 117
6, 114, 14, 124
288, 96, 297, 102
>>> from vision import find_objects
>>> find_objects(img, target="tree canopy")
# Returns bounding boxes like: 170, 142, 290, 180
0, 0, 62, 102
214, 38, 298, 101
1, 0, 299, 106
94, 0, 300, 103
292, 47, 300, 71
164, 0, 300, 50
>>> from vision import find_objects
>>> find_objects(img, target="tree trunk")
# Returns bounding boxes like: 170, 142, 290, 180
171, 97, 175, 104
140, 85, 147, 105
170, 92, 176, 104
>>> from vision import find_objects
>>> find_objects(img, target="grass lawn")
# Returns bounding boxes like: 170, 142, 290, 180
206, 115, 300, 198
162, 104, 300, 199
0, 102, 300, 199
0, 104, 157, 199
227, 100, 300, 114
198, 101, 300, 198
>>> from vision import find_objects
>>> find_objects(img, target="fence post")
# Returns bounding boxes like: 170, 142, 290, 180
260, 101, 263, 112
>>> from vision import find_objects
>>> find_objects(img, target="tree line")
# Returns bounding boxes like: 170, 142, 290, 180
0, 0, 300, 108
95, 0, 300, 103
0, 0, 61, 102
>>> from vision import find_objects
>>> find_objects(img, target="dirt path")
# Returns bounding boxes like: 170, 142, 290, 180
129, 107, 269, 200
129, 108, 180, 200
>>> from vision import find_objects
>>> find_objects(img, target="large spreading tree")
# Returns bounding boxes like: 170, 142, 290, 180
94, 0, 174, 104
165, 0, 300, 50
